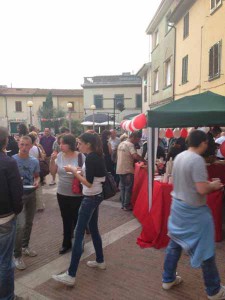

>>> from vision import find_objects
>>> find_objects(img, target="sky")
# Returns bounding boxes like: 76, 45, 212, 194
0, 0, 161, 89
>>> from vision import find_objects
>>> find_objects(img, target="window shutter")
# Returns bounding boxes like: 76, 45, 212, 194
209, 47, 213, 78
214, 43, 219, 76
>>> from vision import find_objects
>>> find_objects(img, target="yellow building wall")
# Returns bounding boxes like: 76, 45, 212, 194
175, 0, 225, 99
0, 94, 83, 130
200, 3, 225, 95
174, 0, 207, 99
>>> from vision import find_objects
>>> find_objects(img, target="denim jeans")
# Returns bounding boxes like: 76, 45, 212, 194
68, 193, 104, 277
162, 239, 221, 296
119, 174, 134, 208
0, 218, 16, 300
14, 192, 36, 258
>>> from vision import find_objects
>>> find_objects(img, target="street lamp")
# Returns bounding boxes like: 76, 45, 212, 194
90, 104, 96, 130
27, 100, 33, 126
67, 102, 73, 133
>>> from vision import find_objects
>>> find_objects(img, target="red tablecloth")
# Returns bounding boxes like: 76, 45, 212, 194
132, 163, 224, 249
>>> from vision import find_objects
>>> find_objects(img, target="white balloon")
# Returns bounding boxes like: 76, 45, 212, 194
198, 127, 210, 133
159, 128, 166, 139
124, 121, 131, 131
188, 127, 195, 135
173, 128, 181, 139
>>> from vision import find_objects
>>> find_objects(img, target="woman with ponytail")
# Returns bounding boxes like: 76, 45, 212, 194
52, 132, 106, 286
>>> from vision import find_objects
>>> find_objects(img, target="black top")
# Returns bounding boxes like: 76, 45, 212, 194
0, 152, 23, 217
85, 152, 106, 184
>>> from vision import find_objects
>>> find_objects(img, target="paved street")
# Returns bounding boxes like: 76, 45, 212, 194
15, 176, 225, 300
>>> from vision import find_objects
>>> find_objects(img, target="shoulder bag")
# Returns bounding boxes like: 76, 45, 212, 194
72, 153, 83, 194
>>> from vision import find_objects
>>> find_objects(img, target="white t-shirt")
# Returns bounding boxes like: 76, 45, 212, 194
29, 145, 39, 159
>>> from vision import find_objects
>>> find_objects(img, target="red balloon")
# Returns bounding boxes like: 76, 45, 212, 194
132, 113, 147, 129
120, 120, 126, 128
180, 128, 188, 138
220, 141, 225, 157
165, 128, 173, 138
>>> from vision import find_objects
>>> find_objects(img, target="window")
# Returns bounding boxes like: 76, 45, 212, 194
183, 12, 189, 39
136, 94, 142, 108
166, 11, 172, 34
182, 55, 188, 84
154, 69, 159, 92
67, 102, 74, 111
144, 76, 147, 103
153, 30, 159, 49
209, 41, 221, 80
114, 94, 124, 106
210, 0, 222, 12
164, 59, 171, 87
94, 95, 103, 109
15, 101, 22, 112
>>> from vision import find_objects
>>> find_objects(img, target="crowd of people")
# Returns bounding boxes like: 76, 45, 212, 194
1, 123, 225, 299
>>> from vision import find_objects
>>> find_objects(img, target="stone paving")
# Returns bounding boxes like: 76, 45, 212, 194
15, 176, 225, 300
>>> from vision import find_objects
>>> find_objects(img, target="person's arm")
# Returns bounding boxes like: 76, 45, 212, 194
195, 180, 223, 195
193, 157, 223, 195
49, 152, 58, 176
8, 160, 23, 215
132, 153, 145, 161
108, 142, 112, 155
33, 173, 40, 188
64, 165, 92, 188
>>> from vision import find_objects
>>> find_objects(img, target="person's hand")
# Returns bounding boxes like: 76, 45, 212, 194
51, 151, 57, 161
64, 165, 78, 174
210, 180, 224, 191
33, 181, 39, 189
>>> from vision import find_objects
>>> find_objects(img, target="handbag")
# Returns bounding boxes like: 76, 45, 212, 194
72, 153, 83, 194
102, 172, 117, 200
37, 147, 49, 177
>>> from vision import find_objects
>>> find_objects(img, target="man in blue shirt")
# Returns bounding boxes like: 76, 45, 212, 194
13, 135, 40, 270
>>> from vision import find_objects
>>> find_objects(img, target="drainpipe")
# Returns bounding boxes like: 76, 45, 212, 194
168, 24, 177, 101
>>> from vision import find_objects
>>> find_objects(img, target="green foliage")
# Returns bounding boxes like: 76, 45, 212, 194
62, 119, 84, 136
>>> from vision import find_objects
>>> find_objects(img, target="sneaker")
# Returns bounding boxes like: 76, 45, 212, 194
123, 206, 133, 211
22, 247, 37, 257
162, 276, 182, 290
52, 271, 75, 286
208, 286, 225, 299
49, 181, 56, 186
14, 257, 26, 270
86, 261, 106, 270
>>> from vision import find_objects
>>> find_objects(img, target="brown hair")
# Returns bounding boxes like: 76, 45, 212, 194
79, 132, 103, 156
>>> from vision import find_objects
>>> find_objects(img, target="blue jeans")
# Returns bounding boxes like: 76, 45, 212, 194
68, 193, 104, 277
119, 174, 134, 208
163, 239, 221, 296
0, 218, 16, 300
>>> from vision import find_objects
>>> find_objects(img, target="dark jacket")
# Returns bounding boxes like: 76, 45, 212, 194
0, 152, 23, 217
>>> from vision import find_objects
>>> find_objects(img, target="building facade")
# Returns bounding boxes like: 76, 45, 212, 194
146, 0, 179, 108
169, 0, 225, 99
136, 63, 151, 113
0, 88, 83, 133
82, 73, 142, 124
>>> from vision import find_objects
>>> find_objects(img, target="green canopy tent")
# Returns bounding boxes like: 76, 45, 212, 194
146, 91, 225, 210
148, 91, 225, 128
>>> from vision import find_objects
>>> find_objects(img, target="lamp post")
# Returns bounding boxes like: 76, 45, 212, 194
27, 100, 33, 126
90, 104, 96, 130
67, 102, 73, 132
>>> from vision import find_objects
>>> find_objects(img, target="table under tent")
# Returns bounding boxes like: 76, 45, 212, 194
146, 91, 225, 209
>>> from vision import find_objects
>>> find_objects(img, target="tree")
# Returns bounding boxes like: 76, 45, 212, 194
62, 119, 83, 136
38, 92, 66, 132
